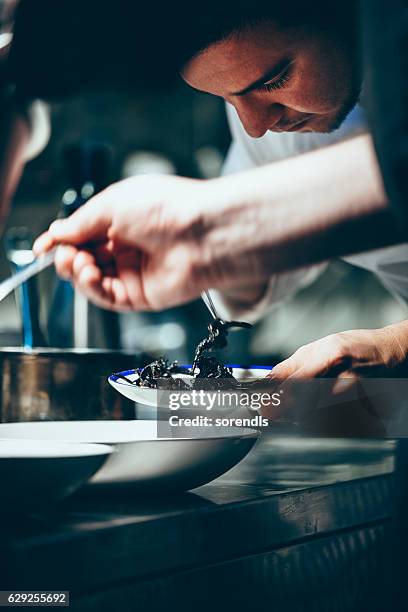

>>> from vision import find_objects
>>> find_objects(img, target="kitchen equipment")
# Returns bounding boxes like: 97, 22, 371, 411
0, 246, 55, 304
109, 366, 271, 408
4, 227, 49, 347
0, 420, 259, 491
47, 143, 116, 349
0, 438, 112, 512
0, 348, 148, 423
201, 290, 220, 320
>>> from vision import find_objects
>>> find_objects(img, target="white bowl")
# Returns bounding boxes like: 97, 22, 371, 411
0, 421, 259, 492
0, 439, 112, 511
108, 366, 271, 408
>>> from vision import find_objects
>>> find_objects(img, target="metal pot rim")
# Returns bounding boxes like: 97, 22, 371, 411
0, 347, 140, 357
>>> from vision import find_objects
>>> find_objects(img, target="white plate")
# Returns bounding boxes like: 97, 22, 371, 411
0, 421, 259, 491
108, 366, 272, 407
0, 439, 112, 511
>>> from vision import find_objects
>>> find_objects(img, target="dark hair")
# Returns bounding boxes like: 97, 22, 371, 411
9, 0, 358, 98
175, 0, 358, 67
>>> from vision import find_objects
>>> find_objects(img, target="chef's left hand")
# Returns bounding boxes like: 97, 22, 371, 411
261, 322, 408, 430
269, 322, 408, 381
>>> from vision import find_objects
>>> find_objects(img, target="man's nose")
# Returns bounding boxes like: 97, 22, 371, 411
235, 102, 285, 138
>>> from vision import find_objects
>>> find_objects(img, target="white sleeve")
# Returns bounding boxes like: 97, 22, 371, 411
208, 265, 325, 324
344, 244, 408, 306
209, 104, 325, 323
222, 139, 254, 175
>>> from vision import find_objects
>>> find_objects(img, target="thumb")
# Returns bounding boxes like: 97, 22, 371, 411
49, 199, 113, 245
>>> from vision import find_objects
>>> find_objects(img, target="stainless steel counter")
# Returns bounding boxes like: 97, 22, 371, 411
0, 434, 395, 611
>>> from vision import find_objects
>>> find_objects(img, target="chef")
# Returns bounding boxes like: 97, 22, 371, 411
201, 103, 408, 382
34, 1, 408, 382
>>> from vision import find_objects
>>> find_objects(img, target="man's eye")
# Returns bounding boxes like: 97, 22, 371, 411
262, 65, 292, 93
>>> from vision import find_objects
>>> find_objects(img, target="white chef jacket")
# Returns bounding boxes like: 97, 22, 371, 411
210, 104, 408, 323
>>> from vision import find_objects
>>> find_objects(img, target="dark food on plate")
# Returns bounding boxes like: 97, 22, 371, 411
136, 357, 188, 389
134, 318, 253, 389
191, 318, 252, 372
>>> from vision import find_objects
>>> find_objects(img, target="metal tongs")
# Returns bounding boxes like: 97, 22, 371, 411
201, 290, 220, 321
0, 248, 57, 304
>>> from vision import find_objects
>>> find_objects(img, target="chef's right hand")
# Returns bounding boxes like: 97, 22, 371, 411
33, 174, 222, 311
33, 135, 390, 314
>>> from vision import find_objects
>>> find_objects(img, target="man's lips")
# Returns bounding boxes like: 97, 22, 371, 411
271, 115, 313, 133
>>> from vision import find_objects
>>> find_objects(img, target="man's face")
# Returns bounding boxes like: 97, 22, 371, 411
182, 21, 358, 137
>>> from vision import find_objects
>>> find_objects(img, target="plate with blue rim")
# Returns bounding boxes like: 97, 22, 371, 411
108, 365, 272, 407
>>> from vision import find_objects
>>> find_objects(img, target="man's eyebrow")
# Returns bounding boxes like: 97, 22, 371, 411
232, 59, 290, 97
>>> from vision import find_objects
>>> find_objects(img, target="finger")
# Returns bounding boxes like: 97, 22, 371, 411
267, 354, 300, 380
71, 252, 115, 308
260, 369, 301, 420
74, 266, 118, 311
73, 264, 132, 312
118, 268, 148, 310
72, 250, 97, 282
86, 275, 132, 312
262, 356, 303, 420
54, 245, 79, 279
264, 354, 329, 420
69, 249, 144, 312
274, 367, 324, 423
48, 197, 113, 245
115, 250, 149, 310
332, 371, 360, 395
111, 278, 132, 309
269, 342, 343, 382
70, 250, 107, 305
33, 232, 56, 256
270, 352, 334, 381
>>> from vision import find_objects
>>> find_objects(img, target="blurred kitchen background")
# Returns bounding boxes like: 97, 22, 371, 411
1, 81, 406, 365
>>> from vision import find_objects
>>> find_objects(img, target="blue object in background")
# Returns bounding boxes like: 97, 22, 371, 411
4, 228, 47, 349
